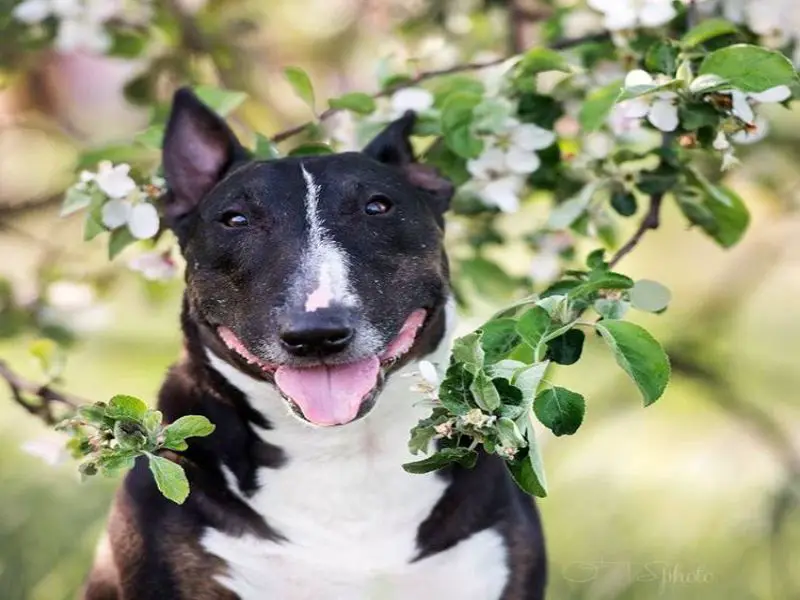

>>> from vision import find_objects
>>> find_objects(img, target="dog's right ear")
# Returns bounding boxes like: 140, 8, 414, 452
161, 88, 247, 222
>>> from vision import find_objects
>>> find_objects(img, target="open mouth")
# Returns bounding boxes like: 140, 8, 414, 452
215, 309, 427, 427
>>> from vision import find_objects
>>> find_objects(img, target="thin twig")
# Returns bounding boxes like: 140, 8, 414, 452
0, 360, 84, 424
608, 193, 664, 267
686, 0, 700, 30
270, 31, 611, 144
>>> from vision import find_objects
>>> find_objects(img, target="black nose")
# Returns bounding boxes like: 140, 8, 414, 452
280, 314, 354, 357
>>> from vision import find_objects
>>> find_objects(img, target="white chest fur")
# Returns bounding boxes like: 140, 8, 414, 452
202, 350, 510, 600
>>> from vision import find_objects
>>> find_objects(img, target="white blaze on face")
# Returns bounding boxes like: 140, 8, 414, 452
300, 165, 355, 311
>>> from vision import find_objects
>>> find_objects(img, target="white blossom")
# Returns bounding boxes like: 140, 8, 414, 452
588, 0, 677, 31
128, 251, 178, 281
411, 360, 441, 397
42, 280, 110, 333
55, 16, 111, 53
621, 70, 679, 132
22, 437, 68, 467
127, 203, 160, 240
390, 87, 434, 117
727, 85, 791, 128
712, 131, 739, 170
12, 0, 145, 55
101, 198, 131, 229
731, 116, 771, 144
46, 280, 95, 312
465, 118, 556, 212
89, 161, 137, 199
12, 0, 50, 23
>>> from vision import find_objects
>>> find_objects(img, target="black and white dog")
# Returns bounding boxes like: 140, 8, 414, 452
84, 89, 547, 600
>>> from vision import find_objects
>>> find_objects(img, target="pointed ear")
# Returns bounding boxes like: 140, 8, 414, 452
161, 88, 247, 221
363, 111, 454, 213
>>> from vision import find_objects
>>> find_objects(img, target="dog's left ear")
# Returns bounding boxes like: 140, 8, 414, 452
161, 88, 248, 223
363, 111, 454, 213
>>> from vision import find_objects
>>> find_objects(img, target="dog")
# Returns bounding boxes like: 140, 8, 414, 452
83, 88, 547, 600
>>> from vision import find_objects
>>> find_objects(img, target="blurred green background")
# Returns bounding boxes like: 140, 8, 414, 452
1, 1, 800, 599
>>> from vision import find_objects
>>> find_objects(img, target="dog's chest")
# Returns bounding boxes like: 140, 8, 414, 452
201, 356, 510, 599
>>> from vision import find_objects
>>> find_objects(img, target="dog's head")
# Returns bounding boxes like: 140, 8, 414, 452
162, 89, 453, 427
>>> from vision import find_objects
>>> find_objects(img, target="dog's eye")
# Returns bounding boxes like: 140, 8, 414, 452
221, 211, 249, 228
364, 195, 393, 216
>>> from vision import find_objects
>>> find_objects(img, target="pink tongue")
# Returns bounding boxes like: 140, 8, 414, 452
274, 356, 380, 426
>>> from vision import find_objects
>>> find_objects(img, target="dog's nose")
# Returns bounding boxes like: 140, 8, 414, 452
280, 315, 354, 357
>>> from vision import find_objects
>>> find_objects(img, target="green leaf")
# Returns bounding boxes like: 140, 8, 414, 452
135, 125, 164, 149
61, 187, 92, 217
489, 359, 527, 381
682, 172, 750, 247
113, 420, 147, 450
678, 101, 720, 130
545, 329, 585, 366
595, 320, 670, 406
534, 387, 585, 436
699, 44, 798, 93
402, 447, 478, 474
516, 306, 551, 357
284, 67, 316, 111
194, 86, 247, 116
441, 92, 481, 130
618, 79, 681, 102
451, 332, 485, 374
701, 186, 749, 248
97, 451, 137, 476
688, 74, 729, 95
163, 415, 216, 451
645, 41, 678, 75
636, 164, 680, 196
517, 93, 565, 129
254, 134, 280, 159
444, 124, 483, 159
147, 454, 190, 504
108, 31, 148, 58
328, 92, 376, 115
610, 190, 638, 217
630, 279, 672, 312
518, 48, 572, 75
288, 143, 334, 156
568, 271, 634, 299
469, 370, 501, 412
460, 257, 520, 300
579, 80, 622, 132
408, 425, 438, 455
682, 19, 740, 47
473, 97, 514, 134
438, 363, 473, 415
594, 298, 630, 320
513, 361, 549, 401
142, 410, 163, 437
29, 338, 64, 380
496, 417, 526, 449
106, 395, 148, 422
506, 444, 547, 497
78, 403, 107, 425
108, 227, 137, 260
480, 319, 521, 364
432, 76, 485, 107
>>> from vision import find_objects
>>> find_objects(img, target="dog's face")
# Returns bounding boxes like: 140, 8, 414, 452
161, 90, 453, 427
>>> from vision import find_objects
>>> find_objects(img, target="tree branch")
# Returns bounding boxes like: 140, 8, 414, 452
270, 31, 611, 144
0, 360, 83, 425
609, 193, 664, 268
